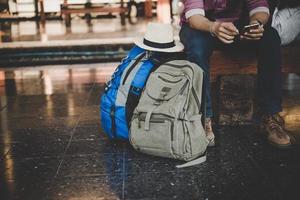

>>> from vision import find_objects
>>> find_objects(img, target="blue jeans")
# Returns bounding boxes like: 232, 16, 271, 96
179, 24, 283, 118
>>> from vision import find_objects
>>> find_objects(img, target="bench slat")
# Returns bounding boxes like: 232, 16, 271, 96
61, 7, 127, 14
210, 45, 300, 81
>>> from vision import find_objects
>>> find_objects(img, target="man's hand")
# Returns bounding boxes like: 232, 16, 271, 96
241, 20, 264, 41
212, 22, 239, 44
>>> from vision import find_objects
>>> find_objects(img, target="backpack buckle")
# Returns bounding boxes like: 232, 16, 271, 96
130, 86, 142, 95
158, 87, 171, 100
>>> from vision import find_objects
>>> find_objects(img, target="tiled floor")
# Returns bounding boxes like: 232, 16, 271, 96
0, 63, 300, 200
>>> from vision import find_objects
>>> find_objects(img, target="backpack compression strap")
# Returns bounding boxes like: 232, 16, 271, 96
176, 152, 207, 168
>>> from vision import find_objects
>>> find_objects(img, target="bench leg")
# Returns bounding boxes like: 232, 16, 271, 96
120, 13, 126, 26
65, 14, 71, 27
217, 74, 256, 125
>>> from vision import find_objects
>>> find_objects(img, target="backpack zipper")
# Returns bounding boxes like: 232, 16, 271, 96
122, 52, 146, 85
110, 107, 116, 138
163, 63, 195, 76
146, 79, 188, 102
158, 75, 183, 84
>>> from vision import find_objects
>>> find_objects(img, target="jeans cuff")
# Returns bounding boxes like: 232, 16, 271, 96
205, 109, 213, 118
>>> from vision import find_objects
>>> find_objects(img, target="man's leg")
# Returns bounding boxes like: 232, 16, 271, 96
257, 27, 282, 115
256, 26, 291, 147
179, 24, 216, 146
179, 24, 215, 117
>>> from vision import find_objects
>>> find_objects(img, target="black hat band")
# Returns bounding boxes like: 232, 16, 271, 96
143, 38, 176, 49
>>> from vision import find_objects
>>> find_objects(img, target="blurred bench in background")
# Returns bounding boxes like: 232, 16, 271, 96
61, 0, 127, 26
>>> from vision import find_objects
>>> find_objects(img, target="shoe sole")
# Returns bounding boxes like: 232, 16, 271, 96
287, 132, 297, 144
207, 140, 216, 147
268, 140, 292, 149
258, 127, 292, 148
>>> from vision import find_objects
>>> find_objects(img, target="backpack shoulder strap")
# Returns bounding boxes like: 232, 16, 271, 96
126, 46, 146, 60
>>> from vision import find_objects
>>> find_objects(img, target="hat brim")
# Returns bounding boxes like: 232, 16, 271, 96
134, 38, 184, 53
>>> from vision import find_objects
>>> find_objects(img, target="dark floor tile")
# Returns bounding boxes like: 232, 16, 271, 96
77, 113, 100, 127
0, 178, 52, 200
51, 83, 96, 94
48, 175, 123, 200
1, 81, 95, 97
123, 166, 281, 200
0, 127, 73, 144
233, 126, 300, 199
1, 116, 80, 130
66, 139, 125, 156
0, 104, 45, 120
235, 125, 300, 163
5, 91, 94, 105
2, 95, 99, 120
124, 151, 186, 175
86, 95, 101, 106
73, 105, 99, 118
0, 152, 59, 199
93, 83, 106, 89
5, 139, 68, 159
75, 82, 98, 92
86, 86, 104, 106
57, 153, 123, 178
44, 93, 91, 106
36, 104, 99, 118
124, 171, 208, 200
5, 95, 52, 105
264, 163, 300, 200
4, 93, 91, 110
72, 125, 107, 141
0, 157, 60, 180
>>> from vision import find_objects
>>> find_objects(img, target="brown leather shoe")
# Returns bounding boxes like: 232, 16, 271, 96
261, 113, 291, 148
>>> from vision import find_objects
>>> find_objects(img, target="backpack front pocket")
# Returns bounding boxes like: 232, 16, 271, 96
145, 72, 188, 102
130, 113, 175, 159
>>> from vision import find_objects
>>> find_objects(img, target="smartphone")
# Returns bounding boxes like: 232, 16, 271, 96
241, 23, 260, 34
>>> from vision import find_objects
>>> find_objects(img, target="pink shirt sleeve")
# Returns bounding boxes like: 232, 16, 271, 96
184, 0, 204, 11
184, 0, 205, 19
247, 0, 270, 16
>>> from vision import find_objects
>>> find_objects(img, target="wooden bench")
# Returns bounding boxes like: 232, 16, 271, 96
208, 43, 300, 125
210, 44, 300, 82
61, 0, 128, 26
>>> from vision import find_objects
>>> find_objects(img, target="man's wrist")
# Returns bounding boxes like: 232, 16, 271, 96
209, 21, 217, 37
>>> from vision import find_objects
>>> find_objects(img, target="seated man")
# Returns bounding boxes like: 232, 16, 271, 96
269, 0, 300, 45
180, 0, 292, 147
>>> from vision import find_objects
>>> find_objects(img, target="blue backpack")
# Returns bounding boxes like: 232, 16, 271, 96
100, 46, 160, 140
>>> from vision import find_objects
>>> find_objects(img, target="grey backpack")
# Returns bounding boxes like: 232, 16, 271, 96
130, 60, 209, 168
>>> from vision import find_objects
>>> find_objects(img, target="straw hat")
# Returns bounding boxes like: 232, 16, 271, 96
134, 23, 184, 52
